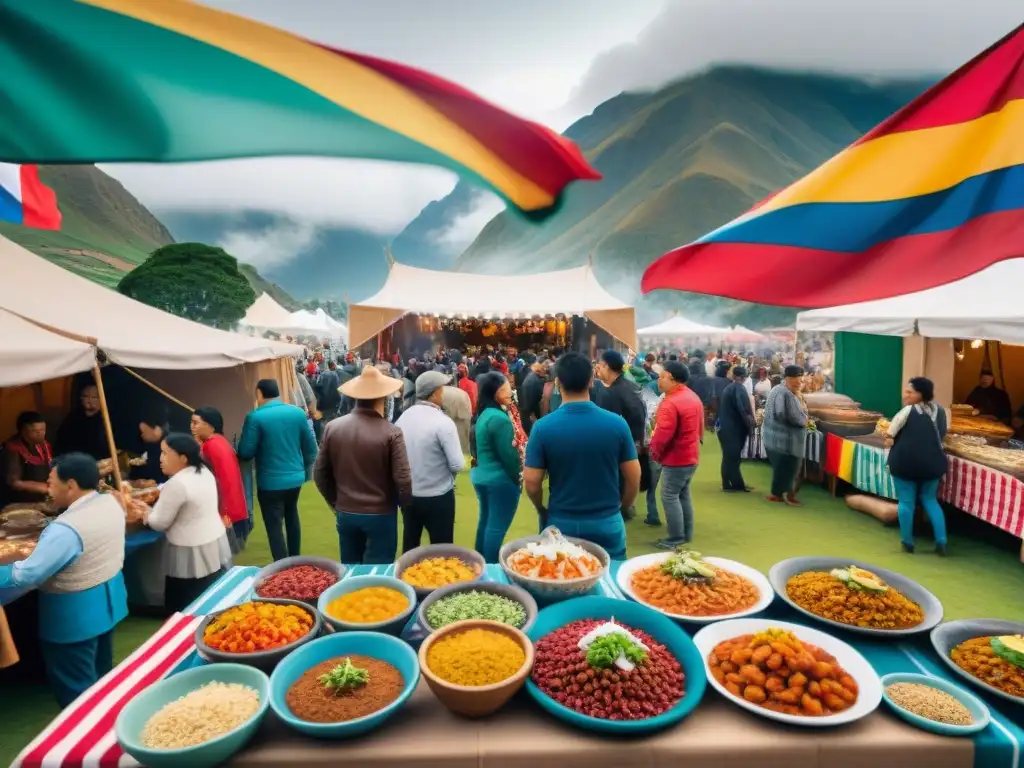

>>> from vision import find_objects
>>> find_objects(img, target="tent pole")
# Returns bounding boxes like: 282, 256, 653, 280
117, 364, 195, 413
92, 361, 123, 489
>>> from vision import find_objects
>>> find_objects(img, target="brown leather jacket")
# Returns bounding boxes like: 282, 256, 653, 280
313, 407, 413, 513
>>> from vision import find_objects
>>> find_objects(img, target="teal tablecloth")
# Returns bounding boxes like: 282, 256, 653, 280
180, 562, 1024, 768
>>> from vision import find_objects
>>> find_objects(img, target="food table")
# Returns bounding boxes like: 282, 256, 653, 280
13, 563, 1024, 768
822, 434, 1024, 558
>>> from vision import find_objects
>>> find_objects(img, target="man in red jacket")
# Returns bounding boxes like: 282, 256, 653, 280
649, 361, 704, 550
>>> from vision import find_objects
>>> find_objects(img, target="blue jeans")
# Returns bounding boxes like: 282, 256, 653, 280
548, 514, 627, 561
474, 481, 522, 562
893, 477, 947, 547
646, 459, 663, 523
660, 464, 697, 542
336, 511, 398, 564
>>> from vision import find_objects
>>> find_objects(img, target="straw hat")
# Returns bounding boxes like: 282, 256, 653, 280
340, 365, 403, 399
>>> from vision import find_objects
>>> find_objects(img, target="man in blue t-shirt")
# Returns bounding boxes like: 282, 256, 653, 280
523, 352, 640, 561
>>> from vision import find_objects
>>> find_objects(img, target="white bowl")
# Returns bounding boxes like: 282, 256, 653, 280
616, 554, 773, 623
692, 617, 882, 727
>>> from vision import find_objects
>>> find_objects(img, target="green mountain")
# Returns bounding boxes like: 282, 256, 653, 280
446, 67, 932, 328
0, 164, 175, 287
0, 166, 302, 306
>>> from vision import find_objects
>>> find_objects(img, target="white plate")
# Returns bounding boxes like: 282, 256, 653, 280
616, 554, 774, 623
692, 618, 882, 727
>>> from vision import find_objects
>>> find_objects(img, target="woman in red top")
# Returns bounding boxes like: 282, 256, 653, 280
456, 363, 478, 412
190, 406, 250, 549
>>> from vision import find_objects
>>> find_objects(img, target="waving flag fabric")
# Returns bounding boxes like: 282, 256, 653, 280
0, 164, 61, 229
642, 24, 1024, 308
0, 0, 599, 220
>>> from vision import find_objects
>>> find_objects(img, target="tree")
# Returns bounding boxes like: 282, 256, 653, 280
118, 243, 256, 328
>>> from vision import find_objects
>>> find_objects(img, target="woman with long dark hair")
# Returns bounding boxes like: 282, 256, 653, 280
191, 407, 250, 549
141, 433, 231, 611
885, 377, 949, 555
471, 372, 524, 561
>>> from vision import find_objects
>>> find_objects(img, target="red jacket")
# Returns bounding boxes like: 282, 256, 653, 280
649, 386, 704, 467
458, 377, 478, 412
200, 434, 248, 523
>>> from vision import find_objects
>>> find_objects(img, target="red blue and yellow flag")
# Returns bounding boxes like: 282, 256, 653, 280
0, 0, 599, 220
642, 24, 1024, 308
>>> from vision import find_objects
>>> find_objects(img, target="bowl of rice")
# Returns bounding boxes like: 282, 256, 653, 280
115, 663, 270, 768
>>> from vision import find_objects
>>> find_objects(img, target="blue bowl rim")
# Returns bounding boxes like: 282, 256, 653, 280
879, 672, 991, 733
317, 574, 418, 631
194, 597, 323, 662
115, 663, 271, 757
268, 631, 421, 733
251, 556, 346, 598
524, 595, 708, 731
417, 580, 538, 632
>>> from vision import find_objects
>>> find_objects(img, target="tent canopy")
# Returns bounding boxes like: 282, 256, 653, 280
637, 316, 729, 336
0, 234, 302, 370
796, 259, 1024, 344
350, 262, 635, 348
241, 293, 294, 329
0, 308, 96, 387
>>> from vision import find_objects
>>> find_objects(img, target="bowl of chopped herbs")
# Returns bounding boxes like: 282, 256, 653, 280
418, 581, 537, 634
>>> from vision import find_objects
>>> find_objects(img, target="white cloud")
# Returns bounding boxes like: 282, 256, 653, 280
428, 191, 507, 249
103, 157, 459, 234
218, 219, 319, 270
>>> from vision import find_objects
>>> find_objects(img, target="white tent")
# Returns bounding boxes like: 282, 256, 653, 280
0, 234, 302, 369
637, 316, 729, 336
240, 292, 294, 330
725, 325, 766, 342
349, 262, 635, 348
286, 308, 348, 339
796, 260, 1024, 344
0, 308, 96, 387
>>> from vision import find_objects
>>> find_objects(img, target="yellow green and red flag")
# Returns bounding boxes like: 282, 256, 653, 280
0, 0, 599, 219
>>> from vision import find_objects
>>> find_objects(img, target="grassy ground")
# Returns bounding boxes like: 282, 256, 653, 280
3, 441, 1023, 763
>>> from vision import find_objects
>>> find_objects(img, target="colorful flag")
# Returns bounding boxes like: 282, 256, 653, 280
823, 433, 856, 483
642, 24, 1024, 308
0, 0, 599, 220
0, 164, 61, 230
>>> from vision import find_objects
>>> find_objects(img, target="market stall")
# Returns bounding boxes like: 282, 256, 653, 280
797, 260, 1024, 557
14, 561, 1024, 768
636, 315, 729, 350
347, 260, 636, 354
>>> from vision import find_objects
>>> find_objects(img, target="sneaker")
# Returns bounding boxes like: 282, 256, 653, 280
656, 538, 688, 550
644, 518, 662, 527
935, 543, 947, 556
902, 542, 915, 554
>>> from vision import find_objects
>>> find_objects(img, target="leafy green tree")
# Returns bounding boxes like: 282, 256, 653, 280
118, 242, 256, 328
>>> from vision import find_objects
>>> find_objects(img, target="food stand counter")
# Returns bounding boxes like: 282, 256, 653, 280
12, 565, 1024, 768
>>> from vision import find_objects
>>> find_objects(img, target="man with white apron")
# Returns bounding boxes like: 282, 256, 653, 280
0, 452, 128, 706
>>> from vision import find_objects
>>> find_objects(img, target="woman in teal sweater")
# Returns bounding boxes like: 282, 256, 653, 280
471, 373, 525, 562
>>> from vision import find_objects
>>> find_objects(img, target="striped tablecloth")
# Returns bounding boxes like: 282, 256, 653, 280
829, 437, 1024, 538
14, 564, 1024, 768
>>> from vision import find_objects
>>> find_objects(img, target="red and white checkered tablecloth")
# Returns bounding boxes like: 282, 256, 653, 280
940, 455, 1024, 538
12, 612, 202, 768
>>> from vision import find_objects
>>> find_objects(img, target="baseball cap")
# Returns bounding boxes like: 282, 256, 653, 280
416, 370, 450, 400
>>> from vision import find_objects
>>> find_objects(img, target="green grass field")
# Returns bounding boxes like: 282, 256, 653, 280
3, 441, 1023, 763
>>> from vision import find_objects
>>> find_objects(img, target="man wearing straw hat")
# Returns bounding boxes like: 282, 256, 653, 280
314, 366, 412, 563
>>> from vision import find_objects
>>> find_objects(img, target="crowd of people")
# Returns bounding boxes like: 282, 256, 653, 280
0, 341, 814, 706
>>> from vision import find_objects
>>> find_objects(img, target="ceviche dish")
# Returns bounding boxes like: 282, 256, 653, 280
786, 565, 924, 630
709, 628, 859, 717
631, 549, 760, 618
507, 528, 604, 581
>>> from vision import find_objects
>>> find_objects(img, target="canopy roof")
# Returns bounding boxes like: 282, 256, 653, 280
725, 325, 766, 342
241, 293, 294, 329
796, 259, 1024, 344
0, 308, 97, 387
0, 234, 302, 370
637, 316, 729, 336
350, 262, 635, 348
288, 308, 348, 338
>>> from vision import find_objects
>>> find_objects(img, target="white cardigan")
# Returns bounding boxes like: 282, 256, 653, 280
147, 466, 224, 547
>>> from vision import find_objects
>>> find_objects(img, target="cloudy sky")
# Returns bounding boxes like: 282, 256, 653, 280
103, 0, 1020, 254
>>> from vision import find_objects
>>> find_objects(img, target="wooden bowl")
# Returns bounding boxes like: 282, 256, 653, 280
418, 619, 533, 717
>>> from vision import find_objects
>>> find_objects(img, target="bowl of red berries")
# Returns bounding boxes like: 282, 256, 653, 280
526, 595, 706, 733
